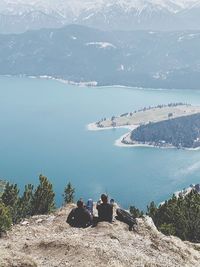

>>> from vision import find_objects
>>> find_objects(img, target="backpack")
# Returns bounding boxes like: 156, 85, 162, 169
116, 208, 137, 231
86, 199, 93, 216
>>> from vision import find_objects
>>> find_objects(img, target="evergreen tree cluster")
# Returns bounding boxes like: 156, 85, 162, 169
0, 175, 56, 235
146, 190, 200, 242
130, 189, 200, 242
131, 113, 200, 148
130, 205, 144, 218
1, 174, 200, 243
0, 201, 12, 235
0, 176, 75, 235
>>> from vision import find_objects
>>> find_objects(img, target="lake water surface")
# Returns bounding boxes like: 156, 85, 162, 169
1, 76, 200, 209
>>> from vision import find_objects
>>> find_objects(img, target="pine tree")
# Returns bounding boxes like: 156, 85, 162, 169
18, 184, 34, 219
147, 201, 157, 222
0, 201, 12, 236
158, 223, 176, 236
1, 183, 19, 207
130, 205, 143, 218
145, 190, 200, 242
31, 175, 55, 215
63, 182, 75, 204
1, 183, 20, 223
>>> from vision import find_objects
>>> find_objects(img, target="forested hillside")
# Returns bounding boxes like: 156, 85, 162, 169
146, 189, 200, 242
131, 113, 200, 148
1, 25, 200, 89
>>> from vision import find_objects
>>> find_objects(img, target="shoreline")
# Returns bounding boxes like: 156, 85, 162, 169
115, 131, 177, 149
117, 131, 200, 150
29, 75, 170, 91
1, 74, 199, 91
117, 134, 200, 151
87, 103, 200, 151
2, 75, 200, 151
87, 122, 200, 151
28, 76, 200, 91
29, 75, 98, 87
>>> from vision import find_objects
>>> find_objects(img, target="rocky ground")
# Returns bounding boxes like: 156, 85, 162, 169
1, 204, 200, 267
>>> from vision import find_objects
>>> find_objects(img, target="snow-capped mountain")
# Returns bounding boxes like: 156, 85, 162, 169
0, 0, 200, 33
1, 0, 199, 14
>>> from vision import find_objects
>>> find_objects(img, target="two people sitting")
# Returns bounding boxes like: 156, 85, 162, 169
67, 194, 113, 228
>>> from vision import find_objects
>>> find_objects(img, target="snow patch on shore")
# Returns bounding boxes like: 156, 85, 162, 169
30, 75, 98, 87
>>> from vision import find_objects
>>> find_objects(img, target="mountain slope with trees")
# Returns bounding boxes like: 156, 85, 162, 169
1, 25, 200, 89
131, 113, 200, 148
1, 203, 200, 267
1, 177, 200, 266
146, 190, 200, 242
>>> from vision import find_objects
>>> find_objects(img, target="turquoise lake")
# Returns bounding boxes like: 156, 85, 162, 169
1, 76, 200, 209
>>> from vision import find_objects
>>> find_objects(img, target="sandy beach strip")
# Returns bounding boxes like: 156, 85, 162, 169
88, 122, 200, 150
87, 122, 179, 149
114, 132, 200, 150
114, 132, 175, 149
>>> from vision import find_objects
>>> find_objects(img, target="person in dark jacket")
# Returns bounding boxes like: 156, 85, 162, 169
96, 194, 113, 223
67, 199, 92, 228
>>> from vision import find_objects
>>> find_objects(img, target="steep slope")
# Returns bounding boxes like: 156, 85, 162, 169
0, 204, 200, 267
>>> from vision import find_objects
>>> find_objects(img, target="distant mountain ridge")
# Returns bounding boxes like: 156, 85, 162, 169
0, 25, 200, 89
1, 0, 200, 33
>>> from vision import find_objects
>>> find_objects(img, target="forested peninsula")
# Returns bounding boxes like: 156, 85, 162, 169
130, 113, 200, 149
89, 103, 200, 149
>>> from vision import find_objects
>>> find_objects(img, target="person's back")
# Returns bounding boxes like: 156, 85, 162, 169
67, 200, 92, 228
97, 194, 113, 223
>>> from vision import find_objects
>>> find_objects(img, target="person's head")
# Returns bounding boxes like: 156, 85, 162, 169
110, 199, 114, 204
101, 194, 108, 204
77, 199, 84, 208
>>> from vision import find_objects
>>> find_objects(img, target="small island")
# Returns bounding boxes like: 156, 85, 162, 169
88, 103, 200, 149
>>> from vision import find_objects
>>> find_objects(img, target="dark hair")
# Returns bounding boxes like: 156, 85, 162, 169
101, 194, 108, 202
77, 199, 84, 208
